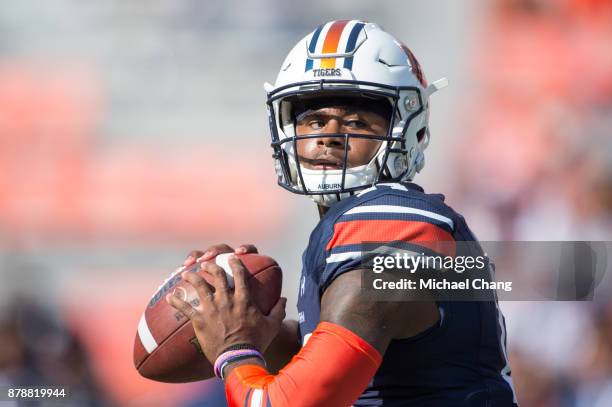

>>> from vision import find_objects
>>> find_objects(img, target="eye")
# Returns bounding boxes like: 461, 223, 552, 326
344, 119, 368, 129
308, 119, 325, 130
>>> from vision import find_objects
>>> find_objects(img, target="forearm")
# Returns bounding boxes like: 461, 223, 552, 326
221, 320, 298, 380
224, 322, 382, 407
262, 319, 301, 373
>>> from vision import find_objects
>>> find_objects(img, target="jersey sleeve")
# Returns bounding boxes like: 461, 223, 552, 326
321, 193, 457, 290
224, 322, 382, 407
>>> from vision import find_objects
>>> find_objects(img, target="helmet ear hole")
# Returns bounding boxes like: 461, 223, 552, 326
416, 127, 427, 142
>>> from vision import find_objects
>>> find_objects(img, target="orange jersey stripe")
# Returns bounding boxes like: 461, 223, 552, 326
326, 219, 456, 256
320, 20, 349, 68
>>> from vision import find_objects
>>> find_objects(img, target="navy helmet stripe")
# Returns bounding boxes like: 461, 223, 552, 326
343, 22, 365, 70
305, 58, 313, 71
345, 22, 365, 53
309, 25, 323, 53
305, 25, 323, 71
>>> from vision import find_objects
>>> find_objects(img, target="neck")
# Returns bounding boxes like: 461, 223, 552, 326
317, 204, 329, 219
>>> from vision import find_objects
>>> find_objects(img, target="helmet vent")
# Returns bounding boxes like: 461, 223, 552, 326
416, 127, 426, 142
378, 58, 396, 67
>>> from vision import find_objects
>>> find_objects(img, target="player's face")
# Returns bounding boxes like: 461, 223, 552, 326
295, 106, 388, 170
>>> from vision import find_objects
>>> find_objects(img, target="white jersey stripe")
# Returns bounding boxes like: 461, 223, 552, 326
138, 313, 158, 354
250, 389, 263, 407
343, 205, 454, 229
497, 307, 518, 403
326, 251, 361, 263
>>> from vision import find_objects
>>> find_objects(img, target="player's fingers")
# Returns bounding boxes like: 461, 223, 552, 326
228, 255, 250, 301
166, 293, 199, 320
181, 271, 215, 306
267, 297, 287, 325
235, 244, 259, 254
197, 243, 235, 262
184, 250, 204, 266
201, 261, 230, 297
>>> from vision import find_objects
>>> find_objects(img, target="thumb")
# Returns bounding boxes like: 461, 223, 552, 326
267, 297, 287, 323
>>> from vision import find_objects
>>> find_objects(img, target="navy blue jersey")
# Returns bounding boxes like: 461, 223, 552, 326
296, 182, 517, 406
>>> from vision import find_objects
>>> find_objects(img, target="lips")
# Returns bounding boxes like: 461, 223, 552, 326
312, 157, 343, 170
297, 153, 346, 170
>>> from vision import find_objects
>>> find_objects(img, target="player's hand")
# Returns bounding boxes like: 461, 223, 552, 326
182, 243, 259, 267
166, 255, 286, 363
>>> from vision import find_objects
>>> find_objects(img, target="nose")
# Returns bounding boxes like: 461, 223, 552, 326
316, 120, 344, 148
316, 136, 343, 148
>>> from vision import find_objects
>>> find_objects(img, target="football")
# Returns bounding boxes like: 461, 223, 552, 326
134, 253, 282, 382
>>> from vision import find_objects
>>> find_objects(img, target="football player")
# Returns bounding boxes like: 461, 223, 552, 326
168, 20, 518, 406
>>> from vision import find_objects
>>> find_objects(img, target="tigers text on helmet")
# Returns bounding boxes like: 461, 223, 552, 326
265, 20, 448, 207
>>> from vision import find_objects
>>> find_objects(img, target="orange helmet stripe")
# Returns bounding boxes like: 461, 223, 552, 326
320, 20, 349, 68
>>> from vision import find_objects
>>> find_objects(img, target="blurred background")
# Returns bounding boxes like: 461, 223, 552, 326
0, 0, 611, 406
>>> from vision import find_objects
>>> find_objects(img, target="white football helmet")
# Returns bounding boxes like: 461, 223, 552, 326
265, 20, 447, 207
